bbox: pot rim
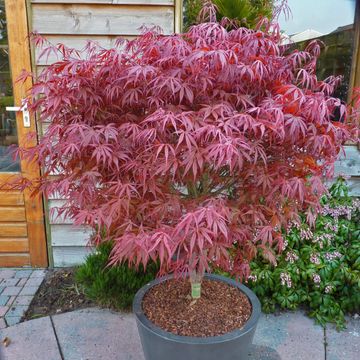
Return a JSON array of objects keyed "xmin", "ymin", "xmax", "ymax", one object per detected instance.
[{"xmin": 133, "ymin": 273, "xmax": 261, "ymax": 344}]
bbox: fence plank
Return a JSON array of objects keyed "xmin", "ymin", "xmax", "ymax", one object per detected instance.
[
  {"xmin": 53, "ymin": 246, "xmax": 93, "ymax": 267},
  {"xmin": 334, "ymin": 146, "xmax": 360, "ymax": 177},
  {"xmin": 34, "ymin": 35, "xmax": 132, "ymax": 65},
  {"xmin": 32, "ymin": 4, "xmax": 174, "ymax": 35},
  {"xmin": 51, "ymin": 225, "xmax": 92, "ymax": 246}
]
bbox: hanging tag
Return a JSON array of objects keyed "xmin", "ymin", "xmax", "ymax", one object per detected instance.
[{"xmin": 191, "ymin": 282, "xmax": 201, "ymax": 299}]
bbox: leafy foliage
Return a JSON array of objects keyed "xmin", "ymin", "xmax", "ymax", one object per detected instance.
[
  {"xmin": 246, "ymin": 178, "xmax": 360, "ymax": 329},
  {"xmin": 184, "ymin": 0, "xmax": 204, "ymax": 30},
  {"xmin": 16, "ymin": 22, "xmax": 358, "ymax": 284},
  {"xmin": 213, "ymin": 0, "xmax": 273, "ymax": 28},
  {"xmin": 184, "ymin": 0, "xmax": 276, "ymax": 30},
  {"xmin": 76, "ymin": 242, "xmax": 158, "ymax": 309}
]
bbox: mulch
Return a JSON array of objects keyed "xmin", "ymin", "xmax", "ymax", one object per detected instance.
[
  {"xmin": 142, "ymin": 278, "xmax": 252, "ymax": 337},
  {"xmin": 22, "ymin": 268, "xmax": 96, "ymax": 322},
  {"xmin": 23, "ymin": 269, "xmax": 252, "ymax": 338}
]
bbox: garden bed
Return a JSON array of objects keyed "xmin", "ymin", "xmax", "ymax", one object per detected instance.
[{"xmin": 22, "ymin": 268, "xmax": 96, "ymax": 322}]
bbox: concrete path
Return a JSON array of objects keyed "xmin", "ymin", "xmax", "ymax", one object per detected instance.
[
  {"xmin": 0, "ymin": 268, "xmax": 47, "ymax": 328},
  {"xmin": 0, "ymin": 307, "xmax": 358, "ymax": 360}
]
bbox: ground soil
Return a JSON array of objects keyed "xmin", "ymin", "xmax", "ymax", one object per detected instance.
[
  {"xmin": 142, "ymin": 278, "xmax": 252, "ymax": 337},
  {"xmin": 22, "ymin": 268, "xmax": 96, "ymax": 322}
]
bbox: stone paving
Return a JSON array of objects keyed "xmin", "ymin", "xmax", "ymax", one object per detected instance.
[
  {"xmin": 0, "ymin": 307, "xmax": 358, "ymax": 360},
  {"xmin": 0, "ymin": 268, "xmax": 46, "ymax": 328}
]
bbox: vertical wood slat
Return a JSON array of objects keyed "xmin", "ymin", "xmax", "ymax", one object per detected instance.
[
  {"xmin": 174, "ymin": 0, "xmax": 182, "ymax": 33},
  {"xmin": 5, "ymin": 0, "xmax": 48, "ymax": 267},
  {"xmin": 348, "ymin": 0, "xmax": 360, "ymax": 103}
]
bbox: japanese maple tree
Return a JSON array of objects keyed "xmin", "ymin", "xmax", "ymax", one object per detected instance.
[{"xmin": 17, "ymin": 20, "xmax": 358, "ymax": 299}]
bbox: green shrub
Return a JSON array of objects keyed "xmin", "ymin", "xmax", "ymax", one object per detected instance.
[
  {"xmin": 75, "ymin": 242, "xmax": 158, "ymax": 310},
  {"xmin": 246, "ymin": 178, "xmax": 360, "ymax": 329}
]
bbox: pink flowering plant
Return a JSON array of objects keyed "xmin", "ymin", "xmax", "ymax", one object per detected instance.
[
  {"xmin": 16, "ymin": 19, "xmax": 358, "ymax": 299},
  {"xmin": 247, "ymin": 178, "xmax": 360, "ymax": 328}
]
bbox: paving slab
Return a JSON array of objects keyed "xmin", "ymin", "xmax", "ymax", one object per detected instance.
[
  {"xmin": 251, "ymin": 312, "xmax": 325, "ymax": 360},
  {"xmin": 14, "ymin": 270, "xmax": 33, "ymax": 278},
  {"xmin": 17, "ymin": 278, "xmax": 28, "ymax": 287},
  {"xmin": 0, "ymin": 306, "xmax": 8, "ymax": 316},
  {"xmin": 326, "ymin": 316, "xmax": 360, "ymax": 360},
  {"xmin": 248, "ymin": 344, "xmax": 281, "ymax": 359},
  {"xmin": 52, "ymin": 307, "xmax": 145, "ymax": 360},
  {"xmin": 2, "ymin": 287, "xmax": 21, "ymax": 296},
  {"xmin": 4, "ymin": 316, "xmax": 22, "ymax": 327},
  {"xmin": 0, "ymin": 316, "xmax": 61, "ymax": 360},
  {"xmin": 18, "ymin": 286, "xmax": 39, "ymax": 296},
  {"xmin": 0, "ymin": 296, "xmax": 9, "ymax": 306},
  {"xmin": 1, "ymin": 279, "xmax": 19, "ymax": 287},
  {"xmin": 6, "ymin": 296, "xmax": 16, "ymax": 307},
  {"xmin": 0, "ymin": 318, "xmax": 6, "ymax": 329},
  {"xmin": 25, "ymin": 277, "xmax": 43, "ymax": 287},
  {"xmin": 30, "ymin": 270, "xmax": 46, "ymax": 278},
  {"xmin": 5, "ymin": 305, "xmax": 28, "ymax": 318},
  {"xmin": 0, "ymin": 270, "xmax": 16, "ymax": 279},
  {"xmin": 13, "ymin": 296, "xmax": 33, "ymax": 306}
]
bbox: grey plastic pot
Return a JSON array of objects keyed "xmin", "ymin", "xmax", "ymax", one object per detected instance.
[{"xmin": 133, "ymin": 273, "xmax": 261, "ymax": 360}]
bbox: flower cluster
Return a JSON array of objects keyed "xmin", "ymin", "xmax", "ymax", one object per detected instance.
[
  {"xmin": 312, "ymin": 273, "xmax": 321, "ymax": 286},
  {"xmin": 287, "ymin": 220, "xmax": 301, "ymax": 232},
  {"xmin": 324, "ymin": 222, "xmax": 338, "ymax": 232},
  {"xmin": 324, "ymin": 252, "xmax": 342, "ymax": 261},
  {"xmin": 325, "ymin": 285, "xmax": 334, "ymax": 294},
  {"xmin": 322, "ymin": 199, "xmax": 360, "ymax": 220},
  {"xmin": 353, "ymin": 198, "xmax": 360, "ymax": 210},
  {"xmin": 312, "ymin": 233, "xmax": 334, "ymax": 248},
  {"xmin": 300, "ymin": 228, "xmax": 313, "ymax": 241},
  {"xmin": 247, "ymin": 274, "xmax": 258, "ymax": 282},
  {"xmin": 280, "ymin": 272, "xmax": 292, "ymax": 288},
  {"xmin": 310, "ymin": 253, "xmax": 321, "ymax": 265},
  {"xmin": 285, "ymin": 251, "xmax": 299, "ymax": 264}
]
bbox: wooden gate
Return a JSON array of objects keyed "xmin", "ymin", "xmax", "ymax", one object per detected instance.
[{"xmin": 0, "ymin": 0, "xmax": 47, "ymax": 267}]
